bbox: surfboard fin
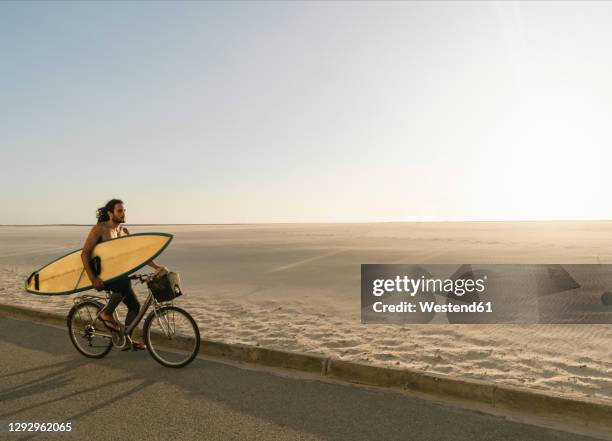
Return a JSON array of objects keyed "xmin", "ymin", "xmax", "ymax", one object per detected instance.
[
  {"xmin": 26, "ymin": 272, "xmax": 38, "ymax": 290},
  {"xmin": 91, "ymin": 256, "xmax": 102, "ymax": 276}
]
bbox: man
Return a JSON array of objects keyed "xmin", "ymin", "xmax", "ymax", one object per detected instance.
[{"xmin": 81, "ymin": 198, "xmax": 162, "ymax": 351}]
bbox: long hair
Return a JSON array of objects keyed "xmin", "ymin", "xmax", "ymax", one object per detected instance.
[{"xmin": 96, "ymin": 199, "xmax": 124, "ymax": 223}]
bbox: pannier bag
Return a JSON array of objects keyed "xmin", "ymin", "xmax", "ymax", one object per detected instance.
[{"xmin": 147, "ymin": 270, "xmax": 183, "ymax": 302}]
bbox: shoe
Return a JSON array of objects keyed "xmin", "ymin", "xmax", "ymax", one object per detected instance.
[
  {"xmin": 121, "ymin": 341, "xmax": 146, "ymax": 352},
  {"xmin": 99, "ymin": 316, "xmax": 120, "ymax": 333}
]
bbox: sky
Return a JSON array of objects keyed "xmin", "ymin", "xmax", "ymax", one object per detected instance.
[{"xmin": 1, "ymin": 1, "xmax": 612, "ymax": 224}]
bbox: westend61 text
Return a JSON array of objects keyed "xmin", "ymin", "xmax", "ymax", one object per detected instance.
[{"xmin": 372, "ymin": 301, "xmax": 493, "ymax": 313}]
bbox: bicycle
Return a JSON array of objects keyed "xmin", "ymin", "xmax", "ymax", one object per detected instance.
[{"xmin": 66, "ymin": 272, "xmax": 201, "ymax": 368}]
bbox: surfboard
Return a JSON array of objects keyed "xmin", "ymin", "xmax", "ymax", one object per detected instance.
[{"xmin": 25, "ymin": 232, "xmax": 173, "ymax": 295}]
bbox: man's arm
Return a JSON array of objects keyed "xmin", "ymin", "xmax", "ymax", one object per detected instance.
[
  {"xmin": 81, "ymin": 225, "xmax": 104, "ymax": 290},
  {"xmin": 148, "ymin": 261, "xmax": 162, "ymax": 271}
]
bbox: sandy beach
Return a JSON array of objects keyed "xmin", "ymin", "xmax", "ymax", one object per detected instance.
[{"xmin": 2, "ymin": 222, "xmax": 612, "ymax": 402}]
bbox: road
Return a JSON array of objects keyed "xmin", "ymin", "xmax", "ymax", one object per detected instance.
[{"xmin": 0, "ymin": 316, "xmax": 606, "ymax": 441}]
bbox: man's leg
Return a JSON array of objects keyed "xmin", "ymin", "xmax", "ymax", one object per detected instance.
[
  {"xmin": 104, "ymin": 291, "xmax": 124, "ymax": 316},
  {"xmin": 121, "ymin": 281, "xmax": 141, "ymax": 333},
  {"xmin": 120, "ymin": 281, "xmax": 145, "ymax": 349},
  {"xmin": 99, "ymin": 279, "xmax": 129, "ymax": 331}
]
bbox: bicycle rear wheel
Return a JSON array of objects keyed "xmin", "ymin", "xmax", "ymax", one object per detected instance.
[
  {"xmin": 143, "ymin": 305, "xmax": 200, "ymax": 368},
  {"xmin": 67, "ymin": 301, "xmax": 113, "ymax": 358}
]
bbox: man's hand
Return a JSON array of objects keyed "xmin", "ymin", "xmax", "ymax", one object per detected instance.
[
  {"xmin": 153, "ymin": 266, "xmax": 169, "ymax": 279},
  {"xmin": 92, "ymin": 277, "xmax": 105, "ymax": 291}
]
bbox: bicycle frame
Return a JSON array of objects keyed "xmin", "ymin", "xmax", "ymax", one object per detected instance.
[{"xmin": 73, "ymin": 273, "xmax": 174, "ymax": 344}]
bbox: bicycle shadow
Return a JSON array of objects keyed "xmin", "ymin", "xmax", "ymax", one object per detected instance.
[{"xmin": 0, "ymin": 317, "xmax": 155, "ymax": 440}]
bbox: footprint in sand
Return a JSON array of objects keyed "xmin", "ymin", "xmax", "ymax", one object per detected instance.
[
  {"xmin": 324, "ymin": 339, "xmax": 362, "ymax": 349},
  {"xmin": 371, "ymin": 353, "xmax": 398, "ymax": 361}
]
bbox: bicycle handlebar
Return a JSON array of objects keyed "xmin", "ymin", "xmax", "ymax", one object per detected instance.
[
  {"xmin": 101, "ymin": 273, "xmax": 151, "ymax": 293},
  {"xmin": 128, "ymin": 273, "xmax": 152, "ymax": 283}
]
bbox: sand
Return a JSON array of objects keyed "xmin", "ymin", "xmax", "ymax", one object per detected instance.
[{"xmin": 2, "ymin": 222, "xmax": 612, "ymax": 402}]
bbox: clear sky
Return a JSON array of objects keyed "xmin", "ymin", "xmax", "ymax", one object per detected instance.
[{"xmin": 2, "ymin": 1, "xmax": 611, "ymax": 224}]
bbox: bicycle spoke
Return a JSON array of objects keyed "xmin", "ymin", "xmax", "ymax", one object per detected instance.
[
  {"xmin": 69, "ymin": 302, "xmax": 112, "ymax": 358},
  {"xmin": 146, "ymin": 307, "xmax": 200, "ymax": 367},
  {"xmin": 155, "ymin": 309, "xmax": 172, "ymax": 337}
]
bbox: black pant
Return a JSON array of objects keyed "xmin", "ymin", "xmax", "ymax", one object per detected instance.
[{"xmin": 104, "ymin": 278, "xmax": 140, "ymax": 335}]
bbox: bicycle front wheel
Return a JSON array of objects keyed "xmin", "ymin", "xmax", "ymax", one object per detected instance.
[{"xmin": 143, "ymin": 306, "xmax": 200, "ymax": 368}]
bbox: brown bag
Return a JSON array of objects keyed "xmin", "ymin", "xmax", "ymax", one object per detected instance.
[{"xmin": 147, "ymin": 270, "xmax": 183, "ymax": 302}]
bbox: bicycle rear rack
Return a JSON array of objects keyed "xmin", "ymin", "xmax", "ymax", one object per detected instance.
[{"xmin": 73, "ymin": 293, "xmax": 109, "ymax": 305}]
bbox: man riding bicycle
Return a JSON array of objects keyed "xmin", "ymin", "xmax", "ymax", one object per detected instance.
[{"xmin": 80, "ymin": 198, "xmax": 163, "ymax": 351}]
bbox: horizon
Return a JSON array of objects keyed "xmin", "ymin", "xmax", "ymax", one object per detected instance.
[{"xmin": 2, "ymin": 218, "xmax": 612, "ymax": 227}]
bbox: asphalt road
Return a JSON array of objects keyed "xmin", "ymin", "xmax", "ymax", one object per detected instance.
[{"xmin": 0, "ymin": 317, "xmax": 607, "ymax": 441}]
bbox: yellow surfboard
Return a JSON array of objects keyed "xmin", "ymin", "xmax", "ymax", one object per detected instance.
[{"xmin": 25, "ymin": 233, "xmax": 173, "ymax": 295}]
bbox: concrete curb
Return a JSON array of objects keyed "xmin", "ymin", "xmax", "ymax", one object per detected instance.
[
  {"xmin": 201, "ymin": 341, "xmax": 327, "ymax": 375},
  {"xmin": 0, "ymin": 303, "xmax": 66, "ymax": 328},
  {"xmin": 2, "ymin": 303, "xmax": 611, "ymax": 434}
]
